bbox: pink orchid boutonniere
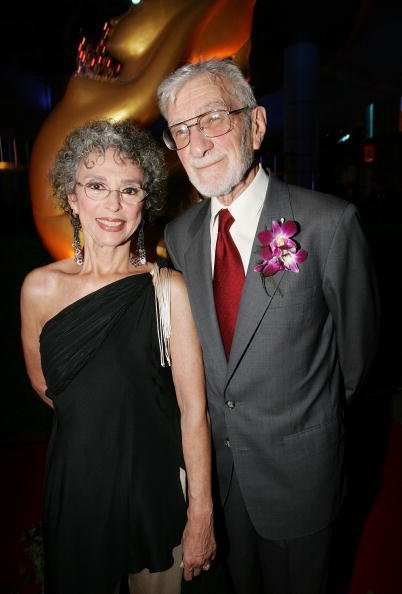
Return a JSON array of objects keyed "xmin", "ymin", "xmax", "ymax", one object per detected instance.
[{"xmin": 254, "ymin": 218, "xmax": 308, "ymax": 281}]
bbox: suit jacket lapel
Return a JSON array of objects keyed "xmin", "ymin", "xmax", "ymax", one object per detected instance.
[
  {"xmin": 183, "ymin": 201, "xmax": 228, "ymax": 377},
  {"xmin": 227, "ymin": 174, "xmax": 294, "ymax": 380}
]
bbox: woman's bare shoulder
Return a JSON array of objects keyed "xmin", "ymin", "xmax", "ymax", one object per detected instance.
[
  {"xmin": 21, "ymin": 259, "xmax": 76, "ymax": 299},
  {"xmin": 150, "ymin": 264, "xmax": 188, "ymax": 304},
  {"xmin": 168, "ymin": 269, "xmax": 191, "ymax": 306},
  {"xmin": 169, "ymin": 268, "xmax": 184, "ymax": 282}
]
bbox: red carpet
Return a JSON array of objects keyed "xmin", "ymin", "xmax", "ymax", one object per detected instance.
[
  {"xmin": 348, "ymin": 420, "xmax": 402, "ymax": 594},
  {"xmin": 1, "ymin": 423, "xmax": 401, "ymax": 594}
]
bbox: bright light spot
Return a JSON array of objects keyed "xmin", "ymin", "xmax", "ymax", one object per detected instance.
[
  {"xmin": 338, "ymin": 133, "xmax": 351, "ymax": 144},
  {"xmin": 131, "ymin": 0, "xmax": 142, "ymax": 5}
]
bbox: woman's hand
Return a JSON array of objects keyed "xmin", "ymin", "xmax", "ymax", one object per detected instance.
[
  {"xmin": 181, "ymin": 510, "xmax": 216, "ymax": 581},
  {"xmin": 169, "ymin": 271, "xmax": 217, "ymax": 580}
]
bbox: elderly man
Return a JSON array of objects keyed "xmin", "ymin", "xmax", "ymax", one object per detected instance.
[{"xmin": 157, "ymin": 59, "xmax": 379, "ymax": 594}]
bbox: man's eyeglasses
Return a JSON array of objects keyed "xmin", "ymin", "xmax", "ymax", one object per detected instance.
[
  {"xmin": 75, "ymin": 181, "xmax": 146, "ymax": 205},
  {"xmin": 163, "ymin": 107, "xmax": 251, "ymax": 151}
]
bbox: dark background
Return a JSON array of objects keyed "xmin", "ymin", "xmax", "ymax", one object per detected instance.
[
  {"xmin": 0, "ymin": 1, "xmax": 401, "ymax": 592},
  {"xmin": 1, "ymin": 0, "xmax": 401, "ymax": 438}
]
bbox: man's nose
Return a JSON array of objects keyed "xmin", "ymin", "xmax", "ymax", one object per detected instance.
[{"xmin": 188, "ymin": 126, "xmax": 214, "ymax": 157}]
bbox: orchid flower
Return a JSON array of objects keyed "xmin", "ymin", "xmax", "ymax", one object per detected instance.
[{"xmin": 254, "ymin": 219, "xmax": 308, "ymax": 277}]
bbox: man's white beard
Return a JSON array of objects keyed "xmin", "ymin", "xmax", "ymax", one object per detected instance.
[{"xmin": 188, "ymin": 128, "xmax": 255, "ymax": 198}]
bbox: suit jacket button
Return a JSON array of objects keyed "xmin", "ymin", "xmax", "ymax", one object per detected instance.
[
  {"xmin": 224, "ymin": 438, "xmax": 231, "ymax": 448},
  {"xmin": 226, "ymin": 400, "xmax": 235, "ymax": 409}
]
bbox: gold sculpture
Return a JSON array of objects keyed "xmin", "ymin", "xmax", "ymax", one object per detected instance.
[{"xmin": 29, "ymin": 0, "xmax": 256, "ymax": 260}]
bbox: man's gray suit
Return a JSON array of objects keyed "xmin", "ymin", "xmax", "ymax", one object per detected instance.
[{"xmin": 164, "ymin": 173, "xmax": 380, "ymax": 541}]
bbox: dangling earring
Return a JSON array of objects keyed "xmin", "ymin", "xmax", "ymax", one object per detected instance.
[
  {"xmin": 72, "ymin": 214, "xmax": 84, "ymax": 266},
  {"xmin": 130, "ymin": 220, "xmax": 146, "ymax": 267}
]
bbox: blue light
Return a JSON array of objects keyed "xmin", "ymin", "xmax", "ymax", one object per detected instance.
[
  {"xmin": 365, "ymin": 103, "xmax": 374, "ymax": 138},
  {"xmin": 338, "ymin": 133, "xmax": 351, "ymax": 144},
  {"xmin": 131, "ymin": 0, "xmax": 142, "ymax": 5}
]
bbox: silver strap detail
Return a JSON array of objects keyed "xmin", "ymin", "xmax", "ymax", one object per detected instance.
[{"xmin": 152, "ymin": 263, "xmax": 172, "ymax": 367}]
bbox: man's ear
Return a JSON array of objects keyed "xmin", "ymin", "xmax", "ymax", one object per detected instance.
[{"xmin": 252, "ymin": 106, "xmax": 267, "ymax": 151}]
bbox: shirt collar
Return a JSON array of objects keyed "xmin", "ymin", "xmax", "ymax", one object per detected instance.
[{"xmin": 210, "ymin": 165, "xmax": 269, "ymax": 223}]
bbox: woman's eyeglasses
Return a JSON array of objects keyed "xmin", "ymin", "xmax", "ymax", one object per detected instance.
[{"xmin": 75, "ymin": 181, "xmax": 146, "ymax": 205}]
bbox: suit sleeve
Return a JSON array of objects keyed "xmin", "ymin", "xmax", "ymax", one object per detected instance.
[{"xmin": 322, "ymin": 203, "xmax": 381, "ymax": 403}]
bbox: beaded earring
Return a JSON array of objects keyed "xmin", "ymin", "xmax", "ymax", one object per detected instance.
[
  {"xmin": 72, "ymin": 214, "xmax": 84, "ymax": 266},
  {"xmin": 130, "ymin": 220, "xmax": 146, "ymax": 267}
]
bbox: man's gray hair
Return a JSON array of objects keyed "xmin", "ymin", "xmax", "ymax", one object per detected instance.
[{"xmin": 157, "ymin": 58, "xmax": 257, "ymax": 119}]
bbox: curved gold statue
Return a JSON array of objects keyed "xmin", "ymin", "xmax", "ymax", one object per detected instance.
[{"xmin": 30, "ymin": 0, "xmax": 256, "ymax": 260}]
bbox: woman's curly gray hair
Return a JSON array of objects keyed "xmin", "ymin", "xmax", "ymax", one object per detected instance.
[{"xmin": 48, "ymin": 119, "xmax": 167, "ymax": 222}]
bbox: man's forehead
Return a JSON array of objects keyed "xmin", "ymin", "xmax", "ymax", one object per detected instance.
[{"xmin": 167, "ymin": 75, "xmax": 232, "ymax": 124}]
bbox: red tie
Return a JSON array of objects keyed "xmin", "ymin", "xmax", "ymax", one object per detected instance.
[{"xmin": 213, "ymin": 209, "xmax": 245, "ymax": 359}]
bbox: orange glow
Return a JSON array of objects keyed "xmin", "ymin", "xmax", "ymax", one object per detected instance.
[
  {"xmin": 29, "ymin": 0, "xmax": 256, "ymax": 261},
  {"xmin": 0, "ymin": 161, "xmax": 23, "ymax": 170}
]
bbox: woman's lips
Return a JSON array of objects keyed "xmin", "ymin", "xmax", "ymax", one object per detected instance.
[{"xmin": 96, "ymin": 218, "xmax": 126, "ymax": 232}]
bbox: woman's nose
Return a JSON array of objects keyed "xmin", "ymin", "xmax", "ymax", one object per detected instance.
[{"xmin": 104, "ymin": 189, "xmax": 122, "ymax": 210}]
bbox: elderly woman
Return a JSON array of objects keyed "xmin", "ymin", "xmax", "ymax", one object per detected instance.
[{"xmin": 20, "ymin": 120, "xmax": 216, "ymax": 594}]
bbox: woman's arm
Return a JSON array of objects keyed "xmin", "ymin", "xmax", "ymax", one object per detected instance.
[
  {"xmin": 20, "ymin": 269, "xmax": 53, "ymax": 408},
  {"xmin": 169, "ymin": 271, "xmax": 216, "ymax": 581}
]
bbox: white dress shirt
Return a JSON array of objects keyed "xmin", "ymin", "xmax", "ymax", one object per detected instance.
[{"xmin": 210, "ymin": 166, "xmax": 269, "ymax": 275}]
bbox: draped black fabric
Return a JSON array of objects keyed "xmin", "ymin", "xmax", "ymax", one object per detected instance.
[{"xmin": 39, "ymin": 273, "xmax": 186, "ymax": 594}]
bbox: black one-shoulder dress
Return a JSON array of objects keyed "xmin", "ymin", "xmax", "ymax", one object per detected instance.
[{"xmin": 40, "ymin": 273, "xmax": 186, "ymax": 594}]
